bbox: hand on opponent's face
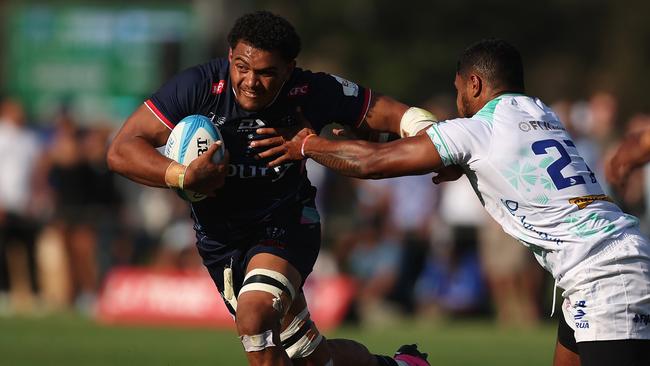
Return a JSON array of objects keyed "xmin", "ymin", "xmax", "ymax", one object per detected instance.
[
  {"xmin": 250, "ymin": 108, "xmax": 316, "ymax": 167},
  {"xmin": 183, "ymin": 141, "xmax": 230, "ymax": 195}
]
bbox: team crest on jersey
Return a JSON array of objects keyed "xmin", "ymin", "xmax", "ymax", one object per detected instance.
[
  {"xmin": 331, "ymin": 75, "xmax": 359, "ymax": 97},
  {"xmin": 211, "ymin": 80, "xmax": 225, "ymax": 95},
  {"xmin": 288, "ymin": 84, "xmax": 309, "ymax": 97}
]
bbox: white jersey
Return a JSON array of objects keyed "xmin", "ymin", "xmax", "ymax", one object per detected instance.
[{"xmin": 426, "ymin": 94, "xmax": 638, "ymax": 285}]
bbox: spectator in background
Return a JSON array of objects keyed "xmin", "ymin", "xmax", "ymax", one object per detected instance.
[
  {"xmin": 44, "ymin": 111, "xmax": 104, "ymax": 314},
  {"xmin": 478, "ymin": 218, "xmax": 542, "ymax": 327},
  {"xmin": 335, "ymin": 211, "xmax": 402, "ymax": 326},
  {"xmin": 81, "ymin": 126, "xmax": 125, "ymax": 282},
  {"xmin": 0, "ymin": 97, "xmax": 42, "ymax": 314},
  {"xmin": 415, "ymin": 94, "xmax": 487, "ymax": 318},
  {"xmin": 382, "ymin": 173, "xmax": 439, "ymax": 314},
  {"xmin": 606, "ymin": 114, "xmax": 650, "ymax": 233}
]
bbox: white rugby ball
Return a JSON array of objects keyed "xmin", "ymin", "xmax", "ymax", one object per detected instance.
[{"xmin": 164, "ymin": 114, "xmax": 225, "ymax": 202}]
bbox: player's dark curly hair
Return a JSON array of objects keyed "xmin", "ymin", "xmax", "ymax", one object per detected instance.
[
  {"xmin": 227, "ymin": 11, "xmax": 301, "ymax": 61},
  {"xmin": 457, "ymin": 39, "xmax": 525, "ymax": 92}
]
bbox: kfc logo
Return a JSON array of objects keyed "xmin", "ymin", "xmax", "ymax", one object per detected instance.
[
  {"xmin": 211, "ymin": 80, "xmax": 225, "ymax": 95},
  {"xmin": 288, "ymin": 84, "xmax": 309, "ymax": 97}
]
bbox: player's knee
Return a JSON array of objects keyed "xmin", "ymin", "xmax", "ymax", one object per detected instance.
[
  {"xmin": 236, "ymin": 297, "xmax": 280, "ymax": 336},
  {"xmin": 235, "ymin": 268, "xmax": 298, "ymax": 352}
]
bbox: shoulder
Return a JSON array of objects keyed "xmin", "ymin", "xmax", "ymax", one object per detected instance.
[
  {"xmin": 287, "ymin": 68, "xmax": 362, "ymax": 97},
  {"xmin": 170, "ymin": 58, "xmax": 229, "ymax": 86}
]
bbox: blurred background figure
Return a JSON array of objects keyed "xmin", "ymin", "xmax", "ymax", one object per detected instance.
[
  {"xmin": 40, "ymin": 109, "xmax": 125, "ymax": 315},
  {"xmin": 0, "ymin": 97, "xmax": 42, "ymax": 314},
  {"xmin": 335, "ymin": 210, "xmax": 403, "ymax": 327},
  {"xmin": 478, "ymin": 219, "xmax": 543, "ymax": 327},
  {"xmin": 44, "ymin": 110, "xmax": 99, "ymax": 314}
]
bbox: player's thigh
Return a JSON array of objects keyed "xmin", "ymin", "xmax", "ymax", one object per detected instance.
[
  {"xmin": 577, "ymin": 339, "xmax": 650, "ymax": 366},
  {"xmin": 553, "ymin": 341, "xmax": 580, "ymax": 366},
  {"xmin": 554, "ymin": 315, "xmax": 580, "ymax": 366}
]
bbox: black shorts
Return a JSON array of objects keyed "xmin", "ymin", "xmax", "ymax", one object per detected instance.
[
  {"xmin": 557, "ymin": 315, "xmax": 650, "ymax": 366},
  {"xmin": 195, "ymin": 202, "xmax": 321, "ymax": 316}
]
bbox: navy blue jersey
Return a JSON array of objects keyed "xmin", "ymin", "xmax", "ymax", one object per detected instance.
[{"xmin": 145, "ymin": 58, "xmax": 371, "ymax": 238}]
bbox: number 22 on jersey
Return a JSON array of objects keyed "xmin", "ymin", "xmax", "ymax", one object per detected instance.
[{"xmin": 532, "ymin": 139, "xmax": 597, "ymax": 190}]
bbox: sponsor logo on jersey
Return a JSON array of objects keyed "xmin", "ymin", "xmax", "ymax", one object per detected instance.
[
  {"xmin": 501, "ymin": 198, "xmax": 563, "ymax": 245},
  {"xmin": 573, "ymin": 300, "xmax": 589, "ymax": 329},
  {"xmin": 568, "ymin": 194, "xmax": 613, "ymax": 209},
  {"xmin": 633, "ymin": 313, "xmax": 650, "ymax": 326},
  {"xmin": 227, "ymin": 162, "xmax": 293, "ymax": 182},
  {"xmin": 288, "ymin": 84, "xmax": 309, "ymax": 97},
  {"xmin": 211, "ymin": 80, "xmax": 225, "ymax": 95},
  {"xmin": 331, "ymin": 75, "xmax": 359, "ymax": 97},
  {"xmin": 518, "ymin": 120, "xmax": 566, "ymax": 132},
  {"xmin": 237, "ymin": 118, "xmax": 266, "ymax": 131}
]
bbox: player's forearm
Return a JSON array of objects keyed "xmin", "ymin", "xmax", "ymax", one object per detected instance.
[
  {"xmin": 107, "ymin": 136, "xmax": 172, "ymax": 188},
  {"xmin": 302, "ymin": 136, "xmax": 391, "ymax": 179}
]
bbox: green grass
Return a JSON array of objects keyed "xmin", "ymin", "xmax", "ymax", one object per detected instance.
[{"xmin": 0, "ymin": 314, "xmax": 556, "ymax": 365}]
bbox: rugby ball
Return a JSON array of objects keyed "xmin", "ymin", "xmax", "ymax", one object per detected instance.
[{"xmin": 164, "ymin": 115, "xmax": 225, "ymax": 202}]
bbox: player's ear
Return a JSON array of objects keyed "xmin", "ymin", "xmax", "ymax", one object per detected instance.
[
  {"xmin": 228, "ymin": 48, "xmax": 233, "ymax": 62},
  {"xmin": 470, "ymin": 74, "xmax": 482, "ymax": 98}
]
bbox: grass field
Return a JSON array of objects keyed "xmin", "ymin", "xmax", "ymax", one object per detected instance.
[{"xmin": 0, "ymin": 314, "xmax": 557, "ymax": 365}]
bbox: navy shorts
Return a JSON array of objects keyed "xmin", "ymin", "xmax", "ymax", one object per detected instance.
[{"xmin": 195, "ymin": 202, "xmax": 321, "ymax": 316}]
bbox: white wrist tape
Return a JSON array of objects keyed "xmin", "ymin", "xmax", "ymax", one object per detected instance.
[{"xmin": 399, "ymin": 107, "xmax": 437, "ymax": 137}]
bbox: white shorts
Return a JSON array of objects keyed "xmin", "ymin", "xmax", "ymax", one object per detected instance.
[{"xmin": 560, "ymin": 227, "xmax": 650, "ymax": 342}]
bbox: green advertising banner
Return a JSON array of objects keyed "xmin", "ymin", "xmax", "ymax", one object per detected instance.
[{"xmin": 4, "ymin": 3, "xmax": 197, "ymax": 125}]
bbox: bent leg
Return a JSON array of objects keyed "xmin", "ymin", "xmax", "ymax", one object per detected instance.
[
  {"xmin": 236, "ymin": 253, "xmax": 301, "ymax": 366},
  {"xmin": 553, "ymin": 341, "xmax": 580, "ymax": 366},
  {"xmin": 554, "ymin": 313, "xmax": 580, "ymax": 366}
]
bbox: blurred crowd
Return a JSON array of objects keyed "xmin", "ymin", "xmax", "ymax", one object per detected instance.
[{"xmin": 1, "ymin": 91, "xmax": 648, "ymax": 329}]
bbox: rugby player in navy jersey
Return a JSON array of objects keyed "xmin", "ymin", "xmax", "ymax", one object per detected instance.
[{"xmin": 107, "ymin": 11, "xmax": 432, "ymax": 366}]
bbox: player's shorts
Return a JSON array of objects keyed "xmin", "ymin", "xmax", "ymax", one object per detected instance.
[
  {"xmin": 194, "ymin": 200, "xmax": 321, "ymax": 316},
  {"xmin": 559, "ymin": 226, "xmax": 650, "ymax": 343},
  {"xmin": 557, "ymin": 316, "xmax": 650, "ymax": 365}
]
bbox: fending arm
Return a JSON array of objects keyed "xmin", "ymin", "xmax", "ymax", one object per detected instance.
[{"xmin": 299, "ymin": 133, "xmax": 444, "ymax": 179}]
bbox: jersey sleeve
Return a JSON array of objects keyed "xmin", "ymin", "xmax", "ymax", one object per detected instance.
[
  {"xmin": 425, "ymin": 118, "xmax": 491, "ymax": 167},
  {"xmin": 300, "ymin": 73, "xmax": 371, "ymax": 131},
  {"xmin": 144, "ymin": 65, "xmax": 212, "ymax": 129}
]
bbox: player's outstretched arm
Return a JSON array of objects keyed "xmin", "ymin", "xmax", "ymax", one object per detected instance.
[
  {"xmin": 259, "ymin": 131, "xmax": 444, "ymax": 179},
  {"xmin": 107, "ymin": 104, "xmax": 228, "ymax": 193},
  {"xmin": 606, "ymin": 129, "xmax": 650, "ymax": 188}
]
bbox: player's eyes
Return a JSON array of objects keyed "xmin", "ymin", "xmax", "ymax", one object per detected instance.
[{"xmin": 235, "ymin": 64, "xmax": 248, "ymax": 72}]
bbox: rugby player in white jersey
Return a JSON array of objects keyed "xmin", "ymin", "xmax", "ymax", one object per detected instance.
[{"xmin": 254, "ymin": 39, "xmax": 650, "ymax": 366}]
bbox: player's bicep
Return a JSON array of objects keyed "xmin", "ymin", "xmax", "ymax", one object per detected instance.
[
  {"xmin": 357, "ymin": 93, "xmax": 409, "ymax": 135},
  {"xmin": 112, "ymin": 104, "xmax": 171, "ymax": 148}
]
